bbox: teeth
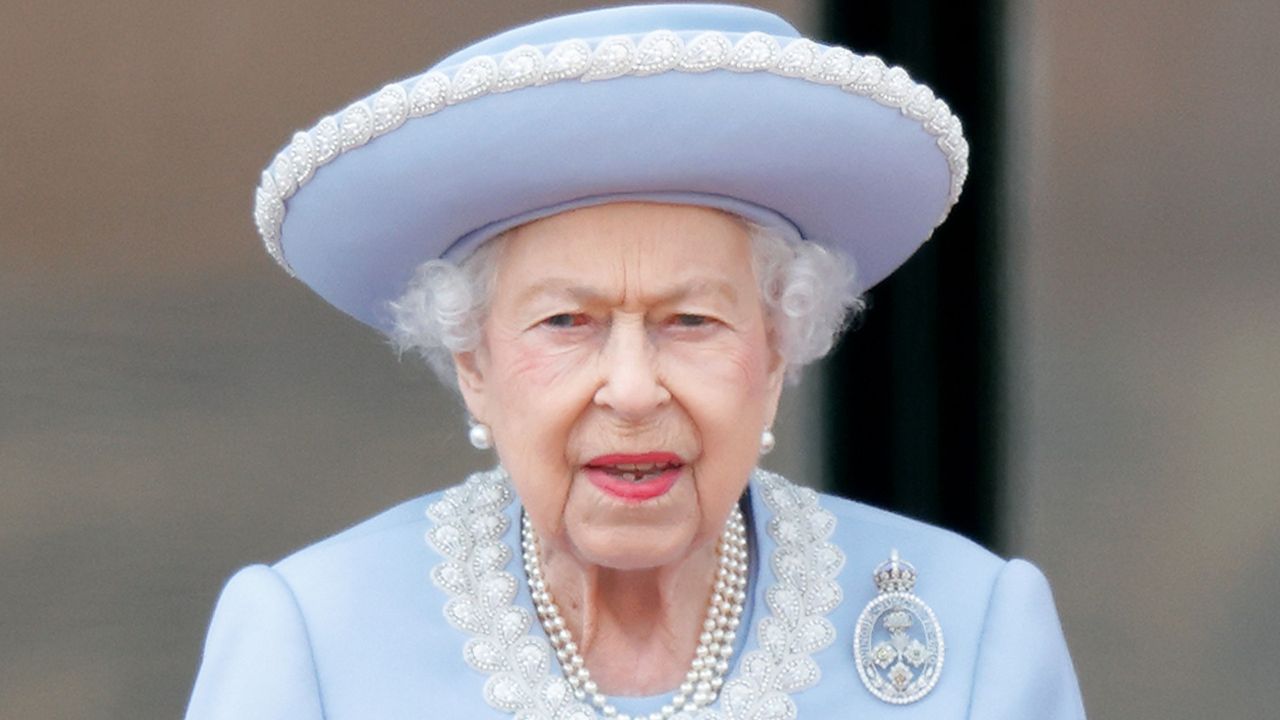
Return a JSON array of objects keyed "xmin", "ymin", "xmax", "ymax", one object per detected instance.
[
  {"xmin": 615, "ymin": 462, "xmax": 663, "ymax": 472},
  {"xmin": 594, "ymin": 460, "xmax": 681, "ymax": 481}
]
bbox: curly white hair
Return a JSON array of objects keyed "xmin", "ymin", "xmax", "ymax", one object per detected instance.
[{"xmin": 388, "ymin": 221, "xmax": 864, "ymax": 387}]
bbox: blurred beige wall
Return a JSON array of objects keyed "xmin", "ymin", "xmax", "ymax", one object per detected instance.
[
  {"xmin": 1007, "ymin": 1, "xmax": 1280, "ymax": 718},
  {"xmin": 0, "ymin": 2, "xmax": 817, "ymax": 719}
]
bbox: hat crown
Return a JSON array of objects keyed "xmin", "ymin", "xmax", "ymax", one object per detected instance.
[
  {"xmin": 435, "ymin": 3, "xmax": 800, "ymax": 70},
  {"xmin": 255, "ymin": 3, "xmax": 970, "ymax": 332}
]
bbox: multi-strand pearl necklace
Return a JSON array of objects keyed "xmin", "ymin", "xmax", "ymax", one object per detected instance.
[{"xmin": 521, "ymin": 507, "xmax": 749, "ymax": 720}]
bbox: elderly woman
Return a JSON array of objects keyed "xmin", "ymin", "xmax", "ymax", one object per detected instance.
[{"xmin": 188, "ymin": 4, "xmax": 1084, "ymax": 720}]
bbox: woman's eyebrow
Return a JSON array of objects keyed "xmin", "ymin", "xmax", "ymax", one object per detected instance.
[
  {"xmin": 663, "ymin": 278, "xmax": 739, "ymax": 305},
  {"xmin": 512, "ymin": 279, "xmax": 611, "ymax": 306},
  {"xmin": 513, "ymin": 278, "xmax": 739, "ymax": 306}
]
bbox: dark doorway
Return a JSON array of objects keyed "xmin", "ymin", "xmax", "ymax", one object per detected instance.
[{"xmin": 820, "ymin": 0, "xmax": 1007, "ymax": 551}]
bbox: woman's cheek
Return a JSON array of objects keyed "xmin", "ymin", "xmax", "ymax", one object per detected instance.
[
  {"xmin": 501, "ymin": 337, "xmax": 596, "ymax": 390},
  {"xmin": 664, "ymin": 335, "xmax": 770, "ymax": 391}
]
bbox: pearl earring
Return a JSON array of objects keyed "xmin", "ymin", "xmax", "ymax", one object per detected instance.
[
  {"xmin": 760, "ymin": 428, "xmax": 776, "ymax": 455},
  {"xmin": 468, "ymin": 422, "xmax": 493, "ymax": 450}
]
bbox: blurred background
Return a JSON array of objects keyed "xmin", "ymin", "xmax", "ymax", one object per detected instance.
[{"xmin": 2, "ymin": 1, "xmax": 1277, "ymax": 718}]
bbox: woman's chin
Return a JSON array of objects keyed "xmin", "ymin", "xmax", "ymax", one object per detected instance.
[
  {"xmin": 558, "ymin": 469, "xmax": 709, "ymax": 570},
  {"xmin": 571, "ymin": 532, "xmax": 698, "ymax": 572}
]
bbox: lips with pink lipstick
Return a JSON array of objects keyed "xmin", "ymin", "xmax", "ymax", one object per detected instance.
[{"xmin": 583, "ymin": 452, "xmax": 685, "ymax": 501}]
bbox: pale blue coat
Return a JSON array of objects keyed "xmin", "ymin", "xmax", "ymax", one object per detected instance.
[{"xmin": 186, "ymin": 473, "xmax": 1085, "ymax": 719}]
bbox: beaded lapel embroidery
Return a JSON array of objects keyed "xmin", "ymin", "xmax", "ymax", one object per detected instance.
[{"xmin": 425, "ymin": 468, "xmax": 844, "ymax": 720}]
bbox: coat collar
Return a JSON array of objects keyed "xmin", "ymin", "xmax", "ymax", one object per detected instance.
[{"xmin": 424, "ymin": 468, "xmax": 844, "ymax": 719}]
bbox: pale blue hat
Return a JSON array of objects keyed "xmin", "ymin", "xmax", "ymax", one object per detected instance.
[{"xmin": 254, "ymin": 3, "xmax": 969, "ymax": 332}]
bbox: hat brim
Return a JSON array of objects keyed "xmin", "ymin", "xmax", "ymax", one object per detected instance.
[{"xmin": 257, "ymin": 8, "xmax": 967, "ymax": 333}]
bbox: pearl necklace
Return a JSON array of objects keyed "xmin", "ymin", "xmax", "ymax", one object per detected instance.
[{"xmin": 521, "ymin": 507, "xmax": 749, "ymax": 720}]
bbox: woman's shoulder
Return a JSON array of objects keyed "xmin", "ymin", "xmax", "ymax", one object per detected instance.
[
  {"xmin": 280, "ymin": 493, "xmax": 433, "ymax": 560},
  {"xmin": 808, "ymin": 485, "xmax": 1060, "ymax": 672},
  {"xmin": 753, "ymin": 473, "xmax": 1005, "ymax": 583},
  {"xmin": 813, "ymin": 486, "xmax": 1005, "ymax": 575},
  {"xmin": 775, "ymin": 481, "xmax": 1084, "ymax": 718},
  {"xmin": 188, "ymin": 484, "xmax": 496, "ymax": 719},
  {"xmin": 268, "ymin": 486, "xmax": 453, "ymax": 586}
]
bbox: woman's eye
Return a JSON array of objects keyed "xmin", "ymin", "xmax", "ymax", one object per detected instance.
[
  {"xmin": 671, "ymin": 314, "xmax": 711, "ymax": 328},
  {"xmin": 542, "ymin": 313, "xmax": 588, "ymax": 328}
]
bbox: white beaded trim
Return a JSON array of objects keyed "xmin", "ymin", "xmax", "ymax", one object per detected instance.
[
  {"xmin": 713, "ymin": 470, "xmax": 843, "ymax": 720},
  {"xmin": 256, "ymin": 30, "xmax": 969, "ymax": 275},
  {"xmin": 424, "ymin": 468, "xmax": 844, "ymax": 720}
]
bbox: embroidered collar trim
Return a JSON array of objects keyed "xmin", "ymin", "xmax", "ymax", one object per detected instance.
[{"xmin": 425, "ymin": 468, "xmax": 844, "ymax": 719}]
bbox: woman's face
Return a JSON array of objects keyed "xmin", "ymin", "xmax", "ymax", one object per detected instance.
[{"xmin": 455, "ymin": 202, "xmax": 785, "ymax": 571}]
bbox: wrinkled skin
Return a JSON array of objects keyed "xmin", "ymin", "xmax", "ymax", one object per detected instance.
[{"xmin": 454, "ymin": 202, "xmax": 785, "ymax": 693}]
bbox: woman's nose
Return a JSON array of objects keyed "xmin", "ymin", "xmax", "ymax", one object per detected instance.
[{"xmin": 593, "ymin": 320, "xmax": 671, "ymax": 419}]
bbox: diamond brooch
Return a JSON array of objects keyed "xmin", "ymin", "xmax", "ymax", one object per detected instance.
[{"xmin": 853, "ymin": 550, "xmax": 944, "ymax": 704}]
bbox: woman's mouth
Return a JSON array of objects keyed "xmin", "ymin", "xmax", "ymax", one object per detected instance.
[{"xmin": 583, "ymin": 452, "xmax": 684, "ymax": 501}]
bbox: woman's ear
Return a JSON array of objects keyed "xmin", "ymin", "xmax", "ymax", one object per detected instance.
[
  {"xmin": 453, "ymin": 350, "xmax": 487, "ymax": 421},
  {"xmin": 763, "ymin": 358, "xmax": 787, "ymax": 430}
]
